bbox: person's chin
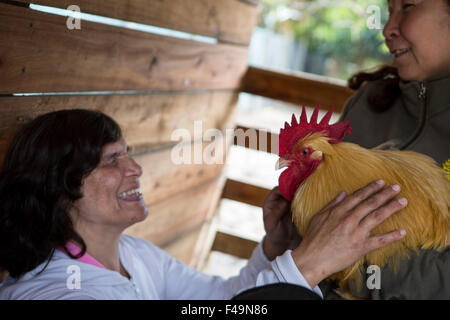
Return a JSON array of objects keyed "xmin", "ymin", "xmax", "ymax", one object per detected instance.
[
  {"xmin": 396, "ymin": 67, "xmax": 424, "ymax": 82},
  {"xmin": 395, "ymin": 60, "xmax": 428, "ymax": 82},
  {"xmin": 132, "ymin": 202, "xmax": 149, "ymax": 222},
  {"xmin": 121, "ymin": 201, "xmax": 149, "ymax": 228}
]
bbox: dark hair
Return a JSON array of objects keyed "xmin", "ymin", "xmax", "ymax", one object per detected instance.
[
  {"xmin": 348, "ymin": 0, "xmax": 450, "ymax": 112},
  {"xmin": 347, "ymin": 65, "xmax": 400, "ymax": 113},
  {"xmin": 0, "ymin": 109, "xmax": 122, "ymax": 278}
]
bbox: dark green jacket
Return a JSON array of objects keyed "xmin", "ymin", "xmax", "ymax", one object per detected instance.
[
  {"xmin": 340, "ymin": 70, "xmax": 450, "ymax": 166},
  {"xmin": 322, "ymin": 71, "xmax": 450, "ymax": 300}
]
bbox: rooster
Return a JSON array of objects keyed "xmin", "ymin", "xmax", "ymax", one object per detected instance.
[{"xmin": 276, "ymin": 105, "xmax": 450, "ymax": 295}]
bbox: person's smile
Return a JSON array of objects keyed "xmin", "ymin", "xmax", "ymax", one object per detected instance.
[{"xmin": 117, "ymin": 186, "xmax": 143, "ymax": 202}]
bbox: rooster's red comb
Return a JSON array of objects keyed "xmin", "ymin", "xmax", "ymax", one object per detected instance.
[{"xmin": 278, "ymin": 104, "xmax": 352, "ymax": 157}]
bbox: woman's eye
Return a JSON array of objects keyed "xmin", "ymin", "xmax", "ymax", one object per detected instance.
[
  {"xmin": 107, "ymin": 154, "xmax": 119, "ymax": 164},
  {"xmin": 403, "ymin": 3, "xmax": 415, "ymax": 10}
]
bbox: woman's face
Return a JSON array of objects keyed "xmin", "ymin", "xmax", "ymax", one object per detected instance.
[
  {"xmin": 71, "ymin": 139, "xmax": 148, "ymax": 232},
  {"xmin": 383, "ymin": 0, "xmax": 450, "ymax": 81}
]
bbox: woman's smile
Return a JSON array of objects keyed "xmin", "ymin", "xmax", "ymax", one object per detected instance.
[
  {"xmin": 117, "ymin": 186, "xmax": 143, "ymax": 201},
  {"xmin": 391, "ymin": 48, "xmax": 410, "ymax": 59},
  {"xmin": 384, "ymin": 0, "xmax": 450, "ymax": 81}
]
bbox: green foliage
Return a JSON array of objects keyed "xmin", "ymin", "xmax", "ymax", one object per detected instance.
[{"xmin": 259, "ymin": 0, "xmax": 391, "ymax": 79}]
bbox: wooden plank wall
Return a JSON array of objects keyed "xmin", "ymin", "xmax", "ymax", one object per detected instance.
[
  {"xmin": 0, "ymin": 0, "xmax": 259, "ymax": 268},
  {"xmin": 241, "ymin": 67, "xmax": 354, "ymax": 112}
]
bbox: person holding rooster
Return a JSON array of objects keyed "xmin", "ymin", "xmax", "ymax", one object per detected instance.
[
  {"xmin": 269, "ymin": 0, "xmax": 450, "ymax": 299},
  {"xmin": 0, "ymin": 109, "xmax": 407, "ymax": 300},
  {"xmin": 335, "ymin": 0, "xmax": 450, "ymax": 299}
]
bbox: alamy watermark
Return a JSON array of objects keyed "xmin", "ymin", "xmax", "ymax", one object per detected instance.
[
  {"xmin": 170, "ymin": 121, "xmax": 277, "ymax": 165},
  {"xmin": 366, "ymin": 265, "xmax": 381, "ymax": 290},
  {"xmin": 366, "ymin": 5, "xmax": 382, "ymax": 30},
  {"xmin": 66, "ymin": 265, "xmax": 81, "ymax": 290},
  {"xmin": 63, "ymin": 4, "xmax": 383, "ymax": 31},
  {"xmin": 66, "ymin": 5, "xmax": 81, "ymax": 30}
]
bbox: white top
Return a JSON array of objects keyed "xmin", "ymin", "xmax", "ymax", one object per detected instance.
[{"xmin": 0, "ymin": 235, "xmax": 323, "ymax": 299}]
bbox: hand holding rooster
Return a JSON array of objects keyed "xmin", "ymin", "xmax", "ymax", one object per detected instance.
[
  {"xmin": 262, "ymin": 186, "xmax": 301, "ymax": 260},
  {"xmin": 263, "ymin": 179, "xmax": 407, "ymax": 288},
  {"xmin": 274, "ymin": 105, "xmax": 449, "ymax": 298}
]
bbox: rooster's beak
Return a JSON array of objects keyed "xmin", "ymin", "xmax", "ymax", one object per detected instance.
[
  {"xmin": 275, "ymin": 157, "xmax": 293, "ymax": 170},
  {"xmin": 310, "ymin": 150, "xmax": 323, "ymax": 160}
]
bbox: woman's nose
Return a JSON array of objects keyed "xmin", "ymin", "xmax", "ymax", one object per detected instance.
[
  {"xmin": 124, "ymin": 156, "xmax": 143, "ymax": 177},
  {"xmin": 383, "ymin": 14, "xmax": 400, "ymax": 42}
]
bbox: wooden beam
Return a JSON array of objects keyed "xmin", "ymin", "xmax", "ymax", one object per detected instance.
[
  {"xmin": 211, "ymin": 231, "xmax": 259, "ymax": 260},
  {"xmin": 0, "ymin": 3, "xmax": 249, "ymax": 94},
  {"xmin": 13, "ymin": 0, "xmax": 259, "ymax": 45},
  {"xmin": 233, "ymin": 125, "xmax": 279, "ymax": 154},
  {"xmin": 0, "ymin": 91, "xmax": 238, "ymax": 163},
  {"xmin": 221, "ymin": 178, "xmax": 271, "ymax": 207},
  {"xmin": 125, "ymin": 175, "xmax": 225, "ymax": 247},
  {"xmin": 240, "ymin": 66, "xmax": 355, "ymax": 112},
  {"xmin": 137, "ymin": 139, "xmax": 228, "ymax": 206}
]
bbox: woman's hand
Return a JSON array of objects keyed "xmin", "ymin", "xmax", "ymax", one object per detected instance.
[
  {"xmin": 291, "ymin": 180, "xmax": 407, "ymax": 288},
  {"xmin": 262, "ymin": 187, "xmax": 301, "ymax": 260}
]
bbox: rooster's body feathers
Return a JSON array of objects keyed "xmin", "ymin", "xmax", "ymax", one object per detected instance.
[{"xmin": 278, "ymin": 106, "xmax": 450, "ymax": 291}]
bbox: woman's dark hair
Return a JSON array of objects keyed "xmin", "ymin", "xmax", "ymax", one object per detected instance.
[
  {"xmin": 0, "ymin": 109, "xmax": 122, "ymax": 278},
  {"xmin": 347, "ymin": 65, "xmax": 400, "ymax": 113}
]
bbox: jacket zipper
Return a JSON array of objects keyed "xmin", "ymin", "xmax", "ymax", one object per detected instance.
[
  {"xmin": 418, "ymin": 81, "xmax": 427, "ymax": 100},
  {"xmin": 399, "ymin": 81, "xmax": 428, "ymax": 150}
]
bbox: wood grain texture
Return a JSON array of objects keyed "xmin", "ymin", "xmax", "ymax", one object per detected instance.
[
  {"xmin": 233, "ymin": 125, "xmax": 279, "ymax": 154},
  {"xmin": 0, "ymin": 91, "xmax": 238, "ymax": 162},
  {"xmin": 211, "ymin": 231, "xmax": 258, "ymax": 259},
  {"xmin": 124, "ymin": 176, "xmax": 225, "ymax": 247},
  {"xmin": 14, "ymin": 0, "xmax": 259, "ymax": 45},
  {"xmin": 136, "ymin": 139, "xmax": 227, "ymax": 206},
  {"xmin": 0, "ymin": 4, "xmax": 249, "ymax": 94},
  {"xmin": 241, "ymin": 66, "xmax": 355, "ymax": 112},
  {"xmin": 221, "ymin": 178, "xmax": 271, "ymax": 207},
  {"xmin": 128, "ymin": 134, "xmax": 231, "ymax": 248}
]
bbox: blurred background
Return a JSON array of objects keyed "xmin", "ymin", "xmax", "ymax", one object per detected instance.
[
  {"xmin": 256, "ymin": 0, "xmax": 389, "ymax": 79},
  {"xmin": 203, "ymin": 0, "xmax": 391, "ymax": 277}
]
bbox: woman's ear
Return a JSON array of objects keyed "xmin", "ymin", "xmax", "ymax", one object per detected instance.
[{"xmin": 65, "ymin": 199, "xmax": 80, "ymax": 223}]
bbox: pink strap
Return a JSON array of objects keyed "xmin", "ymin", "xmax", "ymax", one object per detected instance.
[{"xmin": 57, "ymin": 242, "xmax": 105, "ymax": 269}]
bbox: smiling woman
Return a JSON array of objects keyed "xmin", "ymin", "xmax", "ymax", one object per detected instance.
[
  {"xmin": 69, "ymin": 137, "xmax": 148, "ymax": 278},
  {"xmin": 0, "ymin": 109, "xmax": 408, "ymax": 300},
  {"xmin": 384, "ymin": 0, "xmax": 450, "ymax": 81},
  {"xmin": 0, "ymin": 109, "xmax": 124, "ymax": 278},
  {"xmin": 329, "ymin": 0, "xmax": 450, "ymax": 299}
]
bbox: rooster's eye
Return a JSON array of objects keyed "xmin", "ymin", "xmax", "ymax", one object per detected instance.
[{"xmin": 301, "ymin": 149, "xmax": 309, "ymax": 156}]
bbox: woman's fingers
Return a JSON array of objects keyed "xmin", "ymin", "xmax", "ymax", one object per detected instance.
[
  {"xmin": 359, "ymin": 196, "xmax": 408, "ymax": 232},
  {"xmin": 289, "ymin": 179, "xmax": 408, "ymax": 287},
  {"xmin": 335, "ymin": 180, "xmax": 386, "ymax": 214},
  {"xmin": 264, "ymin": 186, "xmax": 282, "ymax": 203},
  {"xmin": 317, "ymin": 190, "xmax": 347, "ymax": 214},
  {"xmin": 263, "ymin": 187, "xmax": 290, "ymax": 221},
  {"xmin": 352, "ymin": 184, "xmax": 403, "ymax": 223},
  {"xmin": 365, "ymin": 229, "xmax": 407, "ymax": 254}
]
